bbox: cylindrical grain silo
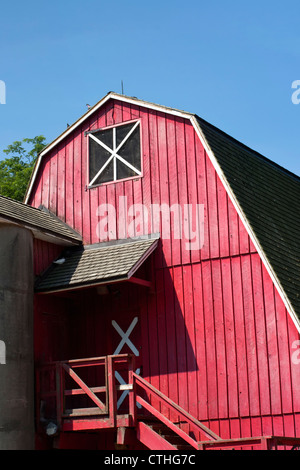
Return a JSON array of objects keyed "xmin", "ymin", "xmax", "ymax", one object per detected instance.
[{"xmin": 0, "ymin": 223, "xmax": 34, "ymax": 449}]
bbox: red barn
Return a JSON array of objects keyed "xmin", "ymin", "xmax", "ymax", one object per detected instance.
[{"xmin": 6, "ymin": 92, "xmax": 300, "ymax": 450}]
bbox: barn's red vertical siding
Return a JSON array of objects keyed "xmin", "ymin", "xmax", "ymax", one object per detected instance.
[
  {"xmin": 30, "ymin": 99, "xmax": 255, "ymax": 259},
  {"xmin": 33, "ymin": 239, "xmax": 63, "ymax": 276},
  {"xmin": 30, "ymin": 98, "xmax": 300, "ymax": 441}
]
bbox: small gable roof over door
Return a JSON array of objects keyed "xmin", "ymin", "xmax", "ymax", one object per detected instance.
[{"xmin": 35, "ymin": 234, "xmax": 159, "ymax": 293}]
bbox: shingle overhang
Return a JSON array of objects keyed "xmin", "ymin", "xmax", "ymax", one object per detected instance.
[
  {"xmin": 0, "ymin": 195, "xmax": 82, "ymax": 246},
  {"xmin": 35, "ymin": 234, "xmax": 159, "ymax": 293}
]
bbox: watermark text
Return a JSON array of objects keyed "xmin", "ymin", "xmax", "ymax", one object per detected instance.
[
  {"xmin": 292, "ymin": 340, "xmax": 300, "ymax": 365},
  {"xmin": 0, "ymin": 80, "xmax": 6, "ymax": 104},
  {"xmin": 0, "ymin": 340, "xmax": 5, "ymax": 364},
  {"xmin": 96, "ymin": 197, "xmax": 205, "ymax": 251},
  {"xmin": 291, "ymin": 80, "xmax": 300, "ymax": 104}
]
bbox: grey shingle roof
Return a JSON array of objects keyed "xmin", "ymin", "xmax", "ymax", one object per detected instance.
[
  {"xmin": 196, "ymin": 116, "xmax": 300, "ymax": 321},
  {"xmin": 0, "ymin": 195, "xmax": 82, "ymax": 245},
  {"xmin": 35, "ymin": 234, "xmax": 159, "ymax": 293}
]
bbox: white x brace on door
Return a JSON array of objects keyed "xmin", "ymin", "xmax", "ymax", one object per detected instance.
[
  {"xmin": 112, "ymin": 317, "xmax": 139, "ymax": 357},
  {"xmin": 112, "ymin": 317, "xmax": 141, "ymax": 409}
]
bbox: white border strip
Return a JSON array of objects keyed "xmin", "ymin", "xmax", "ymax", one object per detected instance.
[{"xmin": 190, "ymin": 116, "xmax": 300, "ymax": 334}]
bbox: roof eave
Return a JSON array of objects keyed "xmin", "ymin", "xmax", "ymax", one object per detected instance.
[
  {"xmin": 35, "ymin": 275, "xmax": 129, "ymax": 294},
  {"xmin": 0, "ymin": 215, "xmax": 82, "ymax": 246}
]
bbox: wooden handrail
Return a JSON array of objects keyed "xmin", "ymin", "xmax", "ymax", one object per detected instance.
[
  {"xmin": 136, "ymin": 395, "xmax": 200, "ymax": 450},
  {"xmin": 132, "ymin": 372, "xmax": 220, "ymax": 443},
  {"xmin": 62, "ymin": 362, "xmax": 107, "ymax": 413},
  {"xmin": 39, "ymin": 384, "xmax": 133, "ymax": 399},
  {"xmin": 37, "ymin": 354, "xmax": 130, "ymax": 369},
  {"xmin": 36, "ymin": 354, "xmax": 136, "ymax": 431},
  {"xmin": 36, "ymin": 355, "xmax": 300, "ymax": 449}
]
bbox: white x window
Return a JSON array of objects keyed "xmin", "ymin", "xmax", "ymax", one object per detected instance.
[{"xmin": 88, "ymin": 120, "xmax": 141, "ymax": 186}]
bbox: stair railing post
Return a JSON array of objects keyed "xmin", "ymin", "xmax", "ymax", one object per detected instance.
[
  {"xmin": 107, "ymin": 355, "xmax": 117, "ymax": 427},
  {"xmin": 128, "ymin": 355, "xmax": 137, "ymax": 427},
  {"xmin": 56, "ymin": 362, "xmax": 64, "ymax": 430},
  {"xmin": 35, "ymin": 367, "xmax": 41, "ymax": 433}
]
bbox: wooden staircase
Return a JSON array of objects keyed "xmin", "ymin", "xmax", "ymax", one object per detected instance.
[
  {"xmin": 136, "ymin": 420, "xmax": 195, "ymax": 450},
  {"xmin": 36, "ymin": 354, "xmax": 300, "ymax": 451}
]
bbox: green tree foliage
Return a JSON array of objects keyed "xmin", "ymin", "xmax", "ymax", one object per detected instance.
[{"xmin": 0, "ymin": 136, "xmax": 47, "ymax": 201}]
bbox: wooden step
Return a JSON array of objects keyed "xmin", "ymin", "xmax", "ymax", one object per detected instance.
[
  {"xmin": 149, "ymin": 424, "xmax": 170, "ymax": 434},
  {"xmin": 162, "ymin": 433, "xmax": 190, "ymax": 445},
  {"xmin": 175, "ymin": 444, "xmax": 195, "ymax": 450},
  {"xmin": 137, "ymin": 421, "xmax": 177, "ymax": 450},
  {"xmin": 147, "ymin": 422, "xmax": 194, "ymax": 449},
  {"xmin": 63, "ymin": 407, "xmax": 107, "ymax": 417}
]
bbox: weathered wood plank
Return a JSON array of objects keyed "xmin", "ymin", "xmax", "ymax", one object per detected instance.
[{"xmin": 62, "ymin": 363, "xmax": 106, "ymax": 412}]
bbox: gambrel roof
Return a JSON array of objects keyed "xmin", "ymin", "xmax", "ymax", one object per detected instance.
[{"xmin": 24, "ymin": 92, "xmax": 300, "ymax": 330}]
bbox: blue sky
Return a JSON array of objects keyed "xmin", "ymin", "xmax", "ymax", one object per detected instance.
[{"xmin": 1, "ymin": 0, "xmax": 300, "ymax": 176}]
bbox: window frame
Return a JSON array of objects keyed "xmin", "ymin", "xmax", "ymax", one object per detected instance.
[{"xmin": 86, "ymin": 119, "xmax": 143, "ymax": 189}]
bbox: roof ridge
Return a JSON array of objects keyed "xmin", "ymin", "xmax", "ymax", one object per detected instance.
[
  {"xmin": 196, "ymin": 115, "xmax": 300, "ymax": 182},
  {"xmin": 36, "ymin": 92, "xmax": 193, "ymax": 160}
]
